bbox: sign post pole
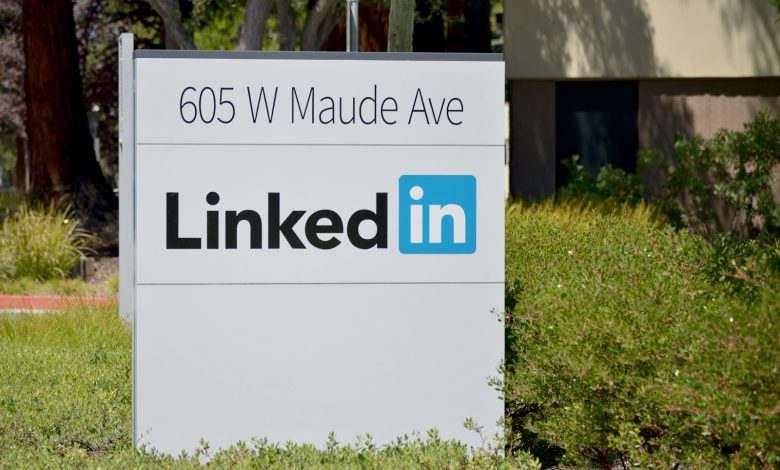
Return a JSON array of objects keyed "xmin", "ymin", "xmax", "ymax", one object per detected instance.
[
  {"xmin": 118, "ymin": 32, "xmax": 134, "ymax": 324},
  {"xmin": 347, "ymin": 0, "xmax": 359, "ymax": 51}
]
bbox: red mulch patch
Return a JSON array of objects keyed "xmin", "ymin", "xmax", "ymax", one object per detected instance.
[{"xmin": 0, "ymin": 295, "xmax": 116, "ymax": 310}]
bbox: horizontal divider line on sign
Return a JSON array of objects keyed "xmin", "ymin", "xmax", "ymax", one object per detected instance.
[
  {"xmin": 136, "ymin": 142, "xmax": 504, "ymax": 147},
  {"xmin": 137, "ymin": 281, "xmax": 504, "ymax": 286},
  {"xmin": 134, "ymin": 50, "xmax": 504, "ymax": 62}
]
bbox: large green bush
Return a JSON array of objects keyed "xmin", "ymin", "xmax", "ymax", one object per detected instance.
[
  {"xmin": 0, "ymin": 204, "xmax": 87, "ymax": 280},
  {"xmin": 558, "ymin": 155, "xmax": 643, "ymax": 205},
  {"xmin": 504, "ymin": 201, "xmax": 779, "ymax": 468},
  {"xmin": 640, "ymin": 109, "xmax": 780, "ymax": 238}
]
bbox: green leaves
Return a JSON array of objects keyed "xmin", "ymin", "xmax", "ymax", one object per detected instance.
[
  {"xmin": 0, "ymin": 204, "xmax": 88, "ymax": 280},
  {"xmin": 644, "ymin": 109, "xmax": 780, "ymax": 238},
  {"xmin": 558, "ymin": 154, "xmax": 643, "ymax": 204},
  {"xmin": 504, "ymin": 201, "xmax": 779, "ymax": 467},
  {"xmin": 0, "ymin": 308, "xmax": 131, "ymax": 466}
]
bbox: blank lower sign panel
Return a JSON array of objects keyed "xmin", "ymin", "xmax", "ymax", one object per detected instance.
[{"xmin": 128, "ymin": 50, "xmax": 505, "ymax": 455}]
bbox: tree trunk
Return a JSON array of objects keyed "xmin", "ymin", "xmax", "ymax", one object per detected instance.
[
  {"xmin": 388, "ymin": 0, "xmax": 414, "ymax": 52},
  {"xmin": 147, "ymin": 0, "xmax": 196, "ymax": 49},
  {"xmin": 237, "ymin": 0, "xmax": 273, "ymax": 50},
  {"xmin": 22, "ymin": 0, "xmax": 116, "ymax": 244},
  {"xmin": 301, "ymin": 0, "xmax": 342, "ymax": 51},
  {"xmin": 275, "ymin": 0, "xmax": 297, "ymax": 50}
]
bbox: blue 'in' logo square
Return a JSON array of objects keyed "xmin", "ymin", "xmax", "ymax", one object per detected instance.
[{"xmin": 398, "ymin": 175, "xmax": 476, "ymax": 254}]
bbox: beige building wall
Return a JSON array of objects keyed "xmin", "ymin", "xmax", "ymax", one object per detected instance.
[
  {"xmin": 505, "ymin": 0, "xmax": 780, "ymax": 79},
  {"xmin": 638, "ymin": 79, "xmax": 780, "ymax": 156}
]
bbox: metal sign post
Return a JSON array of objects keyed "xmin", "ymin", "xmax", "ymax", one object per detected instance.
[
  {"xmin": 118, "ymin": 33, "xmax": 135, "ymax": 324},
  {"xmin": 347, "ymin": 0, "xmax": 359, "ymax": 51}
]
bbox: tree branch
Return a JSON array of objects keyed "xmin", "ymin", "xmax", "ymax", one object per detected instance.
[
  {"xmin": 388, "ymin": 0, "xmax": 414, "ymax": 52},
  {"xmin": 301, "ymin": 0, "xmax": 343, "ymax": 51},
  {"xmin": 275, "ymin": 0, "xmax": 296, "ymax": 51},
  {"xmin": 237, "ymin": 0, "xmax": 274, "ymax": 50},
  {"xmin": 147, "ymin": 0, "xmax": 196, "ymax": 49}
]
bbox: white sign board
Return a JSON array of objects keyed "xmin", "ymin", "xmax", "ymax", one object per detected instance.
[{"xmin": 126, "ymin": 50, "xmax": 505, "ymax": 454}]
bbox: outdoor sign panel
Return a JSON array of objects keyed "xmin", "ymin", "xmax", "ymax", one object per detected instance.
[{"xmin": 131, "ymin": 50, "xmax": 505, "ymax": 454}]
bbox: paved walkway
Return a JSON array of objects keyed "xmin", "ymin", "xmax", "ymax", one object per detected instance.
[{"xmin": 0, "ymin": 295, "xmax": 116, "ymax": 312}]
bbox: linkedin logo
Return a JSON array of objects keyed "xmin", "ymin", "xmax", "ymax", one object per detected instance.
[
  {"xmin": 164, "ymin": 175, "xmax": 476, "ymax": 255},
  {"xmin": 398, "ymin": 175, "xmax": 476, "ymax": 254}
]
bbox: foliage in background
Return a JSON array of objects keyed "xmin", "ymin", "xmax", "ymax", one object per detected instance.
[
  {"xmin": 0, "ymin": 1, "xmax": 23, "ymax": 190},
  {"xmin": 558, "ymin": 154, "xmax": 643, "ymax": 205},
  {"xmin": 0, "ymin": 308, "xmax": 540, "ymax": 469},
  {"xmin": 75, "ymin": 0, "xmax": 163, "ymax": 187},
  {"xmin": 190, "ymin": 0, "xmax": 244, "ymax": 50},
  {"xmin": 639, "ymin": 109, "xmax": 780, "ymax": 239},
  {"xmin": 504, "ymin": 201, "xmax": 779, "ymax": 468},
  {"xmin": 0, "ymin": 132, "xmax": 15, "ymax": 185},
  {"xmin": 187, "ymin": 0, "xmax": 306, "ymax": 51},
  {"xmin": 0, "ymin": 204, "xmax": 87, "ymax": 280},
  {"xmin": 0, "ymin": 0, "xmax": 24, "ymax": 135},
  {"xmin": 0, "ymin": 0, "xmax": 163, "ymax": 190}
]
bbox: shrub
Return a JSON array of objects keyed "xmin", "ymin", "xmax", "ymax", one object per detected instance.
[
  {"xmin": 707, "ymin": 234, "xmax": 780, "ymax": 297},
  {"xmin": 0, "ymin": 204, "xmax": 87, "ymax": 280},
  {"xmin": 558, "ymin": 154, "xmax": 643, "ymax": 205},
  {"xmin": 504, "ymin": 201, "xmax": 779, "ymax": 468},
  {"xmin": 639, "ymin": 109, "xmax": 780, "ymax": 238}
]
